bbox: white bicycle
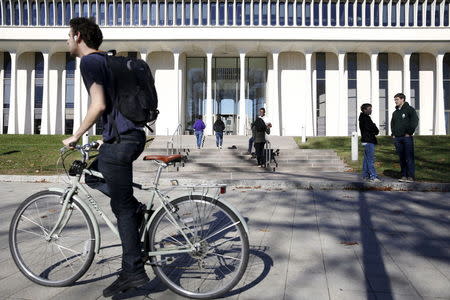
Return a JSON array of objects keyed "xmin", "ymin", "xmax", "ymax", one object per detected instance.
[{"xmin": 9, "ymin": 141, "xmax": 249, "ymax": 299}]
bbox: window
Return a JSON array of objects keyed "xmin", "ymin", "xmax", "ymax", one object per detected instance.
[
  {"xmin": 374, "ymin": 1, "xmax": 379, "ymax": 26},
  {"xmin": 270, "ymin": 1, "xmax": 276, "ymax": 25},
  {"xmin": 379, "ymin": 53, "xmax": 389, "ymax": 135},
  {"xmin": 57, "ymin": 2, "xmax": 62, "ymax": 25},
  {"xmin": 65, "ymin": 53, "xmax": 75, "ymax": 109},
  {"xmin": 23, "ymin": 2, "xmax": 28, "ymax": 25},
  {"xmin": 331, "ymin": 1, "xmax": 337, "ymax": 26},
  {"xmin": 91, "ymin": 2, "xmax": 97, "ymax": 22},
  {"xmin": 211, "ymin": 1, "xmax": 217, "ymax": 25},
  {"xmin": 82, "ymin": 2, "xmax": 88, "ymax": 18},
  {"xmin": 108, "ymin": 2, "xmax": 114, "ymax": 25},
  {"xmin": 339, "ymin": 0, "xmax": 344, "ymax": 26},
  {"xmin": 262, "ymin": 1, "xmax": 268, "ymax": 25},
  {"xmin": 382, "ymin": 2, "xmax": 388, "ymax": 26},
  {"xmin": 417, "ymin": 1, "xmax": 423, "ymax": 26},
  {"xmin": 236, "ymin": 2, "xmax": 242, "ymax": 25},
  {"xmin": 305, "ymin": 1, "xmax": 311, "ymax": 25},
  {"xmin": 201, "ymin": 1, "xmax": 207, "ymax": 25},
  {"xmin": 445, "ymin": 0, "xmax": 449, "ymax": 26},
  {"xmin": 254, "ymin": 1, "xmax": 259, "ymax": 25},
  {"xmin": 14, "ymin": 2, "xmax": 19, "ymax": 25},
  {"xmin": 322, "ymin": 1, "xmax": 328, "ymax": 26},
  {"xmin": 365, "ymin": 1, "xmax": 371, "ymax": 25},
  {"xmin": 40, "ymin": 2, "xmax": 45, "ymax": 25},
  {"xmin": 116, "ymin": 2, "xmax": 122, "ymax": 25},
  {"xmin": 348, "ymin": 1, "xmax": 354, "ymax": 26},
  {"xmin": 288, "ymin": 1, "xmax": 293, "ymax": 25},
  {"xmin": 357, "ymin": 1, "xmax": 362, "ymax": 26},
  {"xmin": 48, "ymin": 2, "xmax": 54, "ymax": 25},
  {"xmin": 176, "ymin": 2, "xmax": 181, "ymax": 25},
  {"xmin": 410, "ymin": 53, "xmax": 420, "ymax": 131},
  {"xmin": 219, "ymin": 1, "xmax": 224, "ymax": 25},
  {"xmin": 193, "ymin": 1, "xmax": 199, "ymax": 25},
  {"xmin": 5, "ymin": 1, "xmax": 10, "ymax": 25},
  {"xmin": 391, "ymin": 1, "xmax": 397, "ymax": 26},
  {"xmin": 313, "ymin": 1, "xmax": 319, "ymax": 26},
  {"xmin": 227, "ymin": 1, "xmax": 233, "ymax": 25},
  {"xmin": 74, "ymin": 2, "xmax": 80, "ymax": 18},
  {"xmin": 34, "ymin": 52, "xmax": 44, "ymax": 132},
  {"xmin": 400, "ymin": 1, "xmax": 405, "ymax": 26},
  {"xmin": 125, "ymin": 2, "xmax": 131, "ymax": 25},
  {"xmin": 244, "ymin": 1, "xmax": 250, "ymax": 25},
  {"xmin": 444, "ymin": 53, "xmax": 450, "ymax": 134},
  {"xmin": 167, "ymin": 1, "xmax": 173, "ymax": 25},
  {"xmin": 3, "ymin": 53, "xmax": 11, "ymax": 133},
  {"xmin": 279, "ymin": 1, "xmax": 285, "ymax": 25},
  {"xmin": 348, "ymin": 53, "xmax": 357, "ymax": 135},
  {"xmin": 434, "ymin": 1, "xmax": 440, "ymax": 26},
  {"xmin": 64, "ymin": 2, "xmax": 69, "ymax": 25},
  {"xmin": 143, "ymin": 1, "xmax": 149, "ymax": 25},
  {"xmin": 100, "ymin": 1, "xmax": 105, "ymax": 25},
  {"xmin": 316, "ymin": 53, "xmax": 326, "ymax": 136},
  {"xmin": 409, "ymin": 2, "xmax": 414, "ymax": 26},
  {"xmin": 296, "ymin": 1, "xmax": 302, "ymax": 25},
  {"xmin": 151, "ymin": 2, "xmax": 157, "ymax": 25},
  {"xmin": 426, "ymin": 1, "xmax": 431, "ymax": 26}
]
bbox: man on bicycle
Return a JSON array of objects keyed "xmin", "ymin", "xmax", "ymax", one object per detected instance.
[{"xmin": 62, "ymin": 17, "xmax": 149, "ymax": 297}]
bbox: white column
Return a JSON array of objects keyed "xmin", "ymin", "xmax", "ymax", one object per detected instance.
[
  {"xmin": 336, "ymin": 0, "xmax": 340, "ymax": 25},
  {"xmin": 73, "ymin": 56, "xmax": 82, "ymax": 133},
  {"xmin": 422, "ymin": 0, "xmax": 426, "ymax": 26},
  {"xmin": 396, "ymin": 0, "xmax": 400, "ymax": 26},
  {"xmin": 182, "ymin": 0, "xmax": 185, "ymax": 25},
  {"xmin": 271, "ymin": 52, "xmax": 280, "ymax": 135},
  {"xmin": 344, "ymin": 0, "xmax": 348, "ymax": 26},
  {"xmin": 0, "ymin": 52, "xmax": 3, "ymax": 133},
  {"xmin": 239, "ymin": 52, "xmax": 246, "ymax": 135},
  {"xmin": 259, "ymin": 0, "xmax": 262, "ymax": 25},
  {"xmin": 370, "ymin": 0, "xmax": 374, "ymax": 26},
  {"xmin": 205, "ymin": 52, "xmax": 213, "ymax": 135},
  {"xmin": 156, "ymin": 0, "xmax": 159, "ymax": 24},
  {"xmin": 353, "ymin": 0, "xmax": 357, "ymax": 26},
  {"xmin": 40, "ymin": 52, "xmax": 50, "ymax": 134},
  {"xmin": 413, "ymin": 0, "xmax": 418, "ymax": 26},
  {"xmin": 305, "ymin": 52, "xmax": 313, "ymax": 136},
  {"xmin": 207, "ymin": 0, "xmax": 210, "ymax": 25},
  {"xmin": 302, "ymin": 0, "xmax": 305, "ymax": 25},
  {"xmin": 388, "ymin": 0, "xmax": 392, "ymax": 26},
  {"xmin": 7, "ymin": 52, "xmax": 17, "ymax": 133},
  {"xmin": 233, "ymin": 0, "xmax": 236, "ymax": 25},
  {"xmin": 293, "ymin": 0, "xmax": 297, "ymax": 25},
  {"xmin": 439, "ymin": 0, "xmax": 444, "ymax": 27},
  {"xmin": 174, "ymin": 52, "xmax": 181, "ymax": 127},
  {"xmin": 250, "ymin": 0, "xmax": 253, "ymax": 25},
  {"xmin": 405, "ymin": 0, "xmax": 409, "ymax": 26},
  {"xmin": 310, "ymin": 0, "xmax": 313, "ymax": 25},
  {"xmin": 319, "ymin": 0, "xmax": 322, "ymax": 26},
  {"xmin": 338, "ymin": 52, "xmax": 347, "ymax": 135},
  {"xmin": 327, "ymin": 0, "xmax": 331, "ymax": 25},
  {"xmin": 370, "ymin": 52, "xmax": 379, "ymax": 126},
  {"xmin": 276, "ymin": 0, "xmax": 279, "ymax": 25},
  {"xmin": 402, "ymin": 52, "xmax": 411, "ymax": 103},
  {"xmin": 362, "ymin": 0, "xmax": 366, "ymax": 26},
  {"xmin": 435, "ymin": 53, "xmax": 446, "ymax": 134}
]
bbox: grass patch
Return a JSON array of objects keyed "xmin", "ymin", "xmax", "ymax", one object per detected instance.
[
  {"xmin": 0, "ymin": 134, "xmax": 101, "ymax": 175},
  {"xmin": 294, "ymin": 135, "xmax": 450, "ymax": 183}
]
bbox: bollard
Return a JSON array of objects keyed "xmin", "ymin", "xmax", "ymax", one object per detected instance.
[
  {"xmin": 351, "ymin": 131, "xmax": 358, "ymax": 161},
  {"xmin": 301, "ymin": 125, "xmax": 306, "ymax": 143}
]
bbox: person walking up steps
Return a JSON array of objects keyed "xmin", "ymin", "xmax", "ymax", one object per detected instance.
[
  {"xmin": 213, "ymin": 115, "xmax": 225, "ymax": 149},
  {"xmin": 193, "ymin": 115, "xmax": 206, "ymax": 149}
]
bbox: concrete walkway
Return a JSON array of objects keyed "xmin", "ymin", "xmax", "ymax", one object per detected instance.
[{"xmin": 1, "ymin": 182, "xmax": 449, "ymax": 300}]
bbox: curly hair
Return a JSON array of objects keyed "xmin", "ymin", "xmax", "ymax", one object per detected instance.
[{"xmin": 69, "ymin": 17, "xmax": 103, "ymax": 50}]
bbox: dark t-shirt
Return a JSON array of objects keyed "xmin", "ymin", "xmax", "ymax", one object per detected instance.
[{"xmin": 80, "ymin": 52, "xmax": 141, "ymax": 142}]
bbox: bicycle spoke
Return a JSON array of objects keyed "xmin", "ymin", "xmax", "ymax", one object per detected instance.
[
  {"xmin": 199, "ymin": 221, "xmax": 240, "ymax": 243},
  {"xmin": 20, "ymin": 215, "xmax": 49, "ymax": 235}
]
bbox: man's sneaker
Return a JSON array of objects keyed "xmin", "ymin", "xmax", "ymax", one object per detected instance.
[
  {"xmin": 103, "ymin": 272, "xmax": 149, "ymax": 297},
  {"xmin": 405, "ymin": 177, "xmax": 414, "ymax": 183},
  {"xmin": 398, "ymin": 176, "xmax": 408, "ymax": 182},
  {"xmin": 369, "ymin": 177, "xmax": 381, "ymax": 183}
]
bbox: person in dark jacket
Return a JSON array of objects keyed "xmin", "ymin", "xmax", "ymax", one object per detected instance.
[
  {"xmin": 359, "ymin": 103, "xmax": 380, "ymax": 182},
  {"xmin": 390, "ymin": 93, "xmax": 419, "ymax": 182},
  {"xmin": 213, "ymin": 115, "xmax": 225, "ymax": 149},
  {"xmin": 251, "ymin": 117, "xmax": 270, "ymax": 167},
  {"xmin": 192, "ymin": 115, "xmax": 206, "ymax": 149}
]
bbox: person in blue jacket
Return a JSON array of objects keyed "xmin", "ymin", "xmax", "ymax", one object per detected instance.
[{"xmin": 193, "ymin": 115, "xmax": 206, "ymax": 149}]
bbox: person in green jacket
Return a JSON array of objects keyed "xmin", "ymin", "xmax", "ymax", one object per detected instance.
[{"xmin": 390, "ymin": 93, "xmax": 419, "ymax": 182}]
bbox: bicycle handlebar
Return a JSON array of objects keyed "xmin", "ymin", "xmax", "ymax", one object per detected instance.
[{"xmin": 60, "ymin": 141, "xmax": 100, "ymax": 154}]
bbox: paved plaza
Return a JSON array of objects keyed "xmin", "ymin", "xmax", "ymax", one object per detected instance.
[{"xmin": 0, "ymin": 182, "xmax": 449, "ymax": 300}]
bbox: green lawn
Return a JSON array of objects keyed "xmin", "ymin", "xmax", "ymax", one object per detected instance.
[
  {"xmin": 0, "ymin": 134, "xmax": 102, "ymax": 175},
  {"xmin": 294, "ymin": 135, "xmax": 450, "ymax": 183}
]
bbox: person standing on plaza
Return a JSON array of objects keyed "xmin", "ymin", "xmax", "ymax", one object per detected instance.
[
  {"xmin": 193, "ymin": 115, "xmax": 206, "ymax": 149},
  {"xmin": 359, "ymin": 103, "xmax": 380, "ymax": 182},
  {"xmin": 390, "ymin": 93, "xmax": 419, "ymax": 183},
  {"xmin": 62, "ymin": 17, "xmax": 149, "ymax": 297},
  {"xmin": 247, "ymin": 108, "xmax": 271, "ymax": 155},
  {"xmin": 251, "ymin": 108, "xmax": 271, "ymax": 167},
  {"xmin": 213, "ymin": 114, "xmax": 225, "ymax": 149}
]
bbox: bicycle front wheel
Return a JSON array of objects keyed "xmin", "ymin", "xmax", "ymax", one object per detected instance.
[
  {"xmin": 9, "ymin": 190, "xmax": 96, "ymax": 287},
  {"xmin": 147, "ymin": 195, "xmax": 249, "ymax": 299}
]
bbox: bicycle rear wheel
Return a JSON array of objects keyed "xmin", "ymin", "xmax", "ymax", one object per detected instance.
[
  {"xmin": 147, "ymin": 195, "xmax": 249, "ymax": 299},
  {"xmin": 9, "ymin": 190, "xmax": 95, "ymax": 287}
]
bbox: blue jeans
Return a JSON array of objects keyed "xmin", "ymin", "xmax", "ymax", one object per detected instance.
[
  {"xmin": 88, "ymin": 130, "xmax": 146, "ymax": 275},
  {"xmin": 394, "ymin": 136, "xmax": 415, "ymax": 178},
  {"xmin": 215, "ymin": 132, "xmax": 223, "ymax": 147},
  {"xmin": 195, "ymin": 131, "xmax": 203, "ymax": 148},
  {"xmin": 248, "ymin": 137, "xmax": 254, "ymax": 153},
  {"xmin": 362, "ymin": 143, "xmax": 377, "ymax": 179}
]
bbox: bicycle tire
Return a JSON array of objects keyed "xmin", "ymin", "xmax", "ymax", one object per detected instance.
[
  {"xmin": 147, "ymin": 195, "xmax": 249, "ymax": 299},
  {"xmin": 9, "ymin": 190, "xmax": 96, "ymax": 287}
]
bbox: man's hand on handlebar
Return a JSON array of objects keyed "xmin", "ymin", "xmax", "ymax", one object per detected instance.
[{"xmin": 62, "ymin": 135, "xmax": 80, "ymax": 149}]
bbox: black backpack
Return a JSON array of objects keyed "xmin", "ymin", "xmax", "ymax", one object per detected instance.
[{"xmin": 104, "ymin": 51, "xmax": 159, "ymax": 128}]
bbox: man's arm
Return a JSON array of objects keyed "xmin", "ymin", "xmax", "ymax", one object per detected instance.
[{"xmin": 62, "ymin": 83, "xmax": 106, "ymax": 146}]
